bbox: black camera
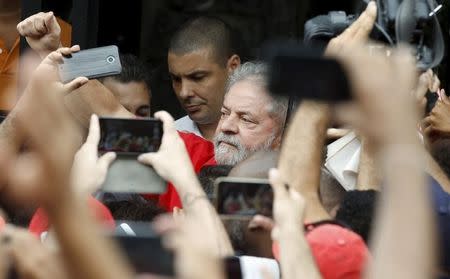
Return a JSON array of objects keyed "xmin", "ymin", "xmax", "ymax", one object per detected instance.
[{"xmin": 304, "ymin": 0, "xmax": 445, "ymax": 70}]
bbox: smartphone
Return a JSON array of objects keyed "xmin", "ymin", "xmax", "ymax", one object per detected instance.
[
  {"xmin": 262, "ymin": 42, "xmax": 351, "ymax": 101},
  {"xmin": 59, "ymin": 45, "xmax": 122, "ymax": 83},
  {"xmin": 99, "ymin": 117, "xmax": 162, "ymax": 155},
  {"xmin": 99, "ymin": 117, "xmax": 167, "ymax": 194},
  {"xmin": 115, "ymin": 235, "xmax": 174, "ymax": 276},
  {"xmin": 214, "ymin": 177, "xmax": 273, "ymax": 217}
]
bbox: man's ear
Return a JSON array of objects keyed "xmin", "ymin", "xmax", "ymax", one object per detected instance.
[
  {"xmin": 226, "ymin": 54, "xmax": 241, "ymax": 73},
  {"xmin": 271, "ymin": 133, "xmax": 283, "ymax": 150}
]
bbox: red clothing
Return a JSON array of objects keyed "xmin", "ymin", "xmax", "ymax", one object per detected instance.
[
  {"xmin": 144, "ymin": 132, "xmax": 217, "ymax": 211},
  {"xmin": 28, "ymin": 132, "xmax": 216, "ymax": 233},
  {"xmin": 28, "ymin": 196, "xmax": 115, "ymax": 237}
]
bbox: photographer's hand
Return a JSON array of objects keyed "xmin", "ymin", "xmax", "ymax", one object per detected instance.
[
  {"xmin": 269, "ymin": 168, "xmax": 321, "ymax": 279},
  {"xmin": 333, "ymin": 45, "xmax": 434, "ymax": 279},
  {"xmin": 1, "ymin": 49, "xmax": 134, "ymax": 279},
  {"xmin": 326, "ymin": 1, "xmax": 377, "ymax": 54},
  {"xmin": 17, "ymin": 12, "xmax": 63, "ymax": 59},
  {"xmin": 423, "ymin": 90, "xmax": 450, "ymax": 137},
  {"xmin": 71, "ymin": 114, "xmax": 116, "ymax": 197},
  {"xmin": 138, "ymin": 111, "xmax": 234, "ymax": 256},
  {"xmin": 2, "ymin": 226, "xmax": 69, "ymax": 279}
]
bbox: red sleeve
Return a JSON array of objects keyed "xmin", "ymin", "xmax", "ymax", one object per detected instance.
[
  {"xmin": 143, "ymin": 132, "xmax": 216, "ymax": 211},
  {"xmin": 28, "ymin": 196, "xmax": 115, "ymax": 237}
]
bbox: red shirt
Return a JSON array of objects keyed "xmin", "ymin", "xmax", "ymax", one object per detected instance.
[
  {"xmin": 144, "ymin": 132, "xmax": 217, "ymax": 210},
  {"xmin": 28, "ymin": 196, "xmax": 115, "ymax": 237}
]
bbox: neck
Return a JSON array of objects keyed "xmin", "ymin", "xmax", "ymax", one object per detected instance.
[{"xmin": 197, "ymin": 121, "xmax": 219, "ymax": 141}]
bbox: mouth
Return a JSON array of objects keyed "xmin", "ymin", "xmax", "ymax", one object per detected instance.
[
  {"xmin": 185, "ymin": 104, "xmax": 203, "ymax": 113},
  {"xmin": 219, "ymin": 141, "xmax": 237, "ymax": 149}
]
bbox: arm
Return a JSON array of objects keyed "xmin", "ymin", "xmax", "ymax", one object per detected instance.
[
  {"xmin": 356, "ymin": 137, "xmax": 381, "ymax": 190},
  {"xmin": 138, "ymin": 111, "xmax": 234, "ymax": 256},
  {"xmin": 65, "ymin": 80, "xmax": 135, "ymax": 128},
  {"xmin": 334, "ymin": 45, "xmax": 436, "ymax": 279},
  {"xmin": 1, "ymin": 48, "xmax": 134, "ymax": 279},
  {"xmin": 278, "ymin": 101, "xmax": 331, "ymax": 223},
  {"xmin": 2, "ymin": 226, "xmax": 70, "ymax": 279},
  {"xmin": 17, "ymin": 11, "xmax": 63, "ymax": 58},
  {"xmin": 269, "ymin": 168, "xmax": 321, "ymax": 279}
]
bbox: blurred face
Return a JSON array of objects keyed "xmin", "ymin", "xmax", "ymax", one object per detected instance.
[
  {"xmin": 102, "ymin": 78, "xmax": 151, "ymax": 117},
  {"xmin": 168, "ymin": 47, "xmax": 229, "ymax": 125},
  {"xmin": 214, "ymin": 80, "xmax": 279, "ymax": 165}
]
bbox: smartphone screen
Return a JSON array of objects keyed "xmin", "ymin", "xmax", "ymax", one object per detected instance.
[
  {"xmin": 99, "ymin": 117, "xmax": 162, "ymax": 155},
  {"xmin": 215, "ymin": 178, "xmax": 273, "ymax": 217}
]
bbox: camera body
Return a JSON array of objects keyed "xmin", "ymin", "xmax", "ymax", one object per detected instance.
[{"xmin": 304, "ymin": 0, "xmax": 445, "ymax": 70}]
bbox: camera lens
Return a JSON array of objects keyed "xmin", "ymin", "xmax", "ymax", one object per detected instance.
[{"xmin": 106, "ymin": 56, "xmax": 115, "ymax": 63}]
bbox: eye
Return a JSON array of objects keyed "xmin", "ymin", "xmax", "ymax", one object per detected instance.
[
  {"xmin": 220, "ymin": 109, "xmax": 230, "ymax": 119},
  {"xmin": 170, "ymin": 74, "xmax": 181, "ymax": 83},
  {"xmin": 190, "ymin": 74, "xmax": 205, "ymax": 82},
  {"xmin": 241, "ymin": 116, "xmax": 253, "ymax": 123},
  {"xmin": 136, "ymin": 106, "xmax": 151, "ymax": 117}
]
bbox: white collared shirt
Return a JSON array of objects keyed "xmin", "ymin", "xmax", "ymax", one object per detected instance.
[{"xmin": 175, "ymin": 115, "xmax": 203, "ymax": 138}]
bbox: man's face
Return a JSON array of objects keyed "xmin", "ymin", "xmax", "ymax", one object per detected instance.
[
  {"xmin": 102, "ymin": 78, "xmax": 151, "ymax": 117},
  {"xmin": 168, "ymin": 47, "xmax": 229, "ymax": 125},
  {"xmin": 214, "ymin": 80, "xmax": 279, "ymax": 165}
]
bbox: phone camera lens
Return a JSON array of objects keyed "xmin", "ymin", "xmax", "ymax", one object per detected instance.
[{"xmin": 106, "ymin": 56, "xmax": 115, "ymax": 63}]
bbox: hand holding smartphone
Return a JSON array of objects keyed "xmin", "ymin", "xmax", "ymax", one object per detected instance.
[
  {"xmin": 99, "ymin": 117, "xmax": 166, "ymax": 193},
  {"xmin": 59, "ymin": 45, "xmax": 122, "ymax": 83}
]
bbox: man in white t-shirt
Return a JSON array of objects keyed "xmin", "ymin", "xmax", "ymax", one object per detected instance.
[{"xmin": 168, "ymin": 16, "xmax": 241, "ymax": 141}]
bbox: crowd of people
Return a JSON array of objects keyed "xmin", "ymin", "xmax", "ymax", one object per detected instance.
[{"xmin": 0, "ymin": 0, "xmax": 449, "ymax": 278}]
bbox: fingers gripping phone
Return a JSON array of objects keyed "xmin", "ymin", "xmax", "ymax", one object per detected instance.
[
  {"xmin": 59, "ymin": 45, "xmax": 122, "ymax": 83},
  {"xmin": 99, "ymin": 117, "xmax": 167, "ymax": 193},
  {"xmin": 214, "ymin": 177, "xmax": 273, "ymax": 217}
]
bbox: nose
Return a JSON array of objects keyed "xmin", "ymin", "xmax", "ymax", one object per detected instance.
[
  {"xmin": 179, "ymin": 79, "xmax": 195, "ymax": 100},
  {"xmin": 219, "ymin": 114, "xmax": 239, "ymax": 135}
]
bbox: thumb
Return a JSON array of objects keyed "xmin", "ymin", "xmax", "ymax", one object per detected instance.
[
  {"xmin": 137, "ymin": 153, "xmax": 157, "ymax": 167},
  {"xmin": 44, "ymin": 12, "xmax": 61, "ymax": 35},
  {"xmin": 97, "ymin": 152, "xmax": 116, "ymax": 172},
  {"xmin": 62, "ymin": 77, "xmax": 89, "ymax": 94}
]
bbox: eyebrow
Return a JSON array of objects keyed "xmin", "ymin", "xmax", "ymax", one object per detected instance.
[{"xmin": 222, "ymin": 105, "xmax": 256, "ymax": 118}]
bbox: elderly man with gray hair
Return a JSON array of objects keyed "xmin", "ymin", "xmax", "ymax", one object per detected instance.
[{"xmin": 214, "ymin": 61, "xmax": 288, "ymax": 166}]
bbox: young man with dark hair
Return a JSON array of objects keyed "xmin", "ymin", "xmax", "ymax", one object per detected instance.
[
  {"xmin": 168, "ymin": 16, "xmax": 241, "ymax": 140},
  {"xmin": 100, "ymin": 54, "xmax": 152, "ymax": 117}
]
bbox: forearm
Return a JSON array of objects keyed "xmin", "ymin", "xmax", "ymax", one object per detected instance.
[
  {"xmin": 278, "ymin": 101, "xmax": 331, "ymax": 222},
  {"xmin": 367, "ymin": 126, "xmax": 436, "ymax": 279},
  {"xmin": 172, "ymin": 171, "xmax": 234, "ymax": 256},
  {"xmin": 279, "ymin": 226, "xmax": 321, "ymax": 279},
  {"xmin": 356, "ymin": 137, "xmax": 381, "ymax": 190},
  {"xmin": 0, "ymin": 108, "xmax": 22, "ymax": 152},
  {"xmin": 64, "ymin": 80, "xmax": 134, "ymax": 127},
  {"xmin": 47, "ymin": 195, "xmax": 134, "ymax": 279}
]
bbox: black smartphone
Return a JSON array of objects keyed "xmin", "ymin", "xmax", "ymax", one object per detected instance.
[
  {"xmin": 99, "ymin": 117, "xmax": 163, "ymax": 155},
  {"xmin": 99, "ymin": 117, "xmax": 166, "ymax": 194},
  {"xmin": 59, "ymin": 45, "xmax": 122, "ymax": 83},
  {"xmin": 214, "ymin": 177, "xmax": 273, "ymax": 217},
  {"xmin": 263, "ymin": 42, "xmax": 352, "ymax": 102},
  {"xmin": 115, "ymin": 234, "xmax": 174, "ymax": 276}
]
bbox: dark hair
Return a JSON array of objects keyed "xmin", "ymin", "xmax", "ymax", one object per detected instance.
[
  {"xmin": 198, "ymin": 165, "xmax": 233, "ymax": 197},
  {"xmin": 102, "ymin": 54, "xmax": 151, "ymax": 95},
  {"xmin": 169, "ymin": 16, "xmax": 238, "ymax": 66},
  {"xmin": 335, "ymin": 190, "xmax": 379, "ymax": 244},
  {"xmin": 104, "ymin": 195, "xmax": 164, "ymax": 222},
  {"xmin": 430, "ymin": 138, "xmax": 450, "ymax": 179}
]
